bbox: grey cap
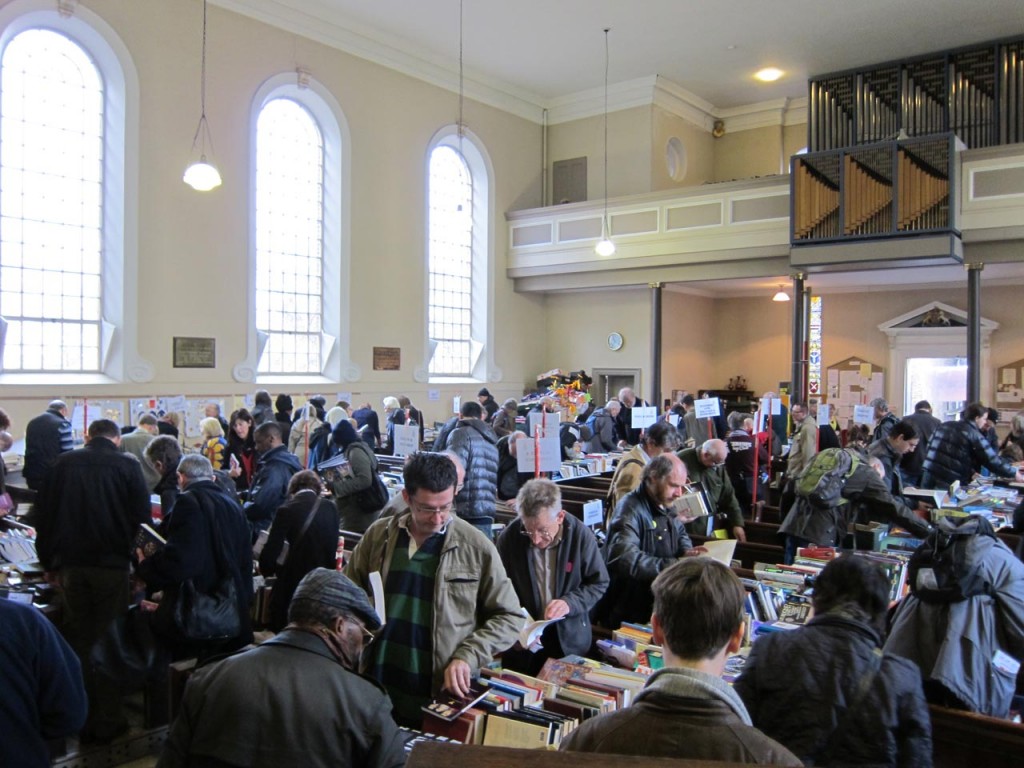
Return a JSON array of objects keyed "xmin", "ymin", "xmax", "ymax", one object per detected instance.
[{"xmin": 291, "ymin": 568, "xmax": 381, "ymax": 630}]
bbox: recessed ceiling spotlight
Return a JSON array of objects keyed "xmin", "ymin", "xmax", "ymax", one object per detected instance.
[{"xmin": 755, "ymin": 67, "xmax": 784, "ymax": 82}]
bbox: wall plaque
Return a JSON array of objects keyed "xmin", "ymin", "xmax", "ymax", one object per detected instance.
[
  {"xmin": 373, "ymin": 346, "xmax": 401, "ymax": 371},
  {"xmin": 173, "ymin": 337, "xmax": 216, "ymax": 368}
]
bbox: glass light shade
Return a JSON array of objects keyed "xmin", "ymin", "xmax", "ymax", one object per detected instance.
[
  {"xmin": 183, "ymin": 159, "xmax": 222, "ymax": 191},
  {"xmin": 595, "ymin": 237, "xmax": 616, "ymax": 257},
  {"xmin": 772, "ymin": 289, "xmax": 790, "ymax": 302}
]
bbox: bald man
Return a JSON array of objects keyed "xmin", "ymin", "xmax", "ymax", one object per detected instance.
[{"xmin": 678, "ymin": 439, "xmax": 746, "ymax": 542}]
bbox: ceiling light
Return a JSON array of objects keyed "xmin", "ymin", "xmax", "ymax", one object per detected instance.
[
  {"xmin": 183, "ymin": 0, "xmax": 222, "ymax": 191},
  {"xmin": 772, "ymin": 285, "xmax": 790, "ymax": 302},
  {"xmin": 595, "ymin": 28, "xmax": 615, "ymax": 257},
  {"xmin": 755, "ymin": 67, "xmax": 784, "ymax": 83}
]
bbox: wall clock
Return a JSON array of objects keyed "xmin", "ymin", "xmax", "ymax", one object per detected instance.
[{"xmin": 608, "ymin": 332, "xmax": 624, "ymax": 351}]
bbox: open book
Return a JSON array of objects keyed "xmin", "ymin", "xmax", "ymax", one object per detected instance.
[
  {"xmin": 133, "ymin": 523, "xmax": 166, "ymax": 557},
  {"xmin": 520, "ymin": 616, "xmax": 564, "ymax": 649},
  {"xmin": 699, "ymin": 538, "xmax": 737, "ymax": 567}
]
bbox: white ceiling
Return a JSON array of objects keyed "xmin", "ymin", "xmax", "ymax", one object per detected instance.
[
  {"xmin": 215, "ymin": 1, "xmax": 1024, "ymax": 295},
  {"xmin": 218, "ymin": 0, "xmax": 1024, "ymax": 112}
]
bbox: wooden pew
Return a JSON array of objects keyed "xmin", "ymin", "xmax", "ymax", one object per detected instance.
[{"xmin": 929, "ymin": 704, "xmax": 1024, "ymax": 768}]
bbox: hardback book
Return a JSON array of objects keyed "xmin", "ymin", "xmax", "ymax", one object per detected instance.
[
  {"xmin": 482, "ymin": 710, "xmax": 555, "ymax": 750},
  {"xmin": 421, "ymin": 685, "xmax": 491, "ymax": 723},
  {"xmin": 133, "ymin": 523, "xmax": 167, "ymax": 556}
]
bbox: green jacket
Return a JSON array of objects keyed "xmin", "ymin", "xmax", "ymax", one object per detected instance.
[
  {"xmin": 345, "ymin": 512, "xmax": 523, "ymax": 695},
  {"xmin": 677, "ymin": 447, "xmax": 744, "ymax": 529}
]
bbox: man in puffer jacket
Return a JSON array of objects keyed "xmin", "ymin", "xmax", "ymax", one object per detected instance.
[
  {"xmin": 735, "ymin": 556, "xmax": 933, "ymax": 767},
  {"xmin": 445, "ymin": 400, "xmax": 499, "ymax": 538},
  {"xmin": 920, "ymin": 402, "xmax": 1023, "ymax": 489}
]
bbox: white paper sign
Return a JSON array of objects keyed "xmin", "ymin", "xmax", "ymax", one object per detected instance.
[
  {"xmin": 337, "ymin": 392, "xmax": 352, "ymax": 405},
  {"xmin": 667, "ymin": 414, "xmax": 680, "ymax": 427},
  {"xmin": 853, "ymin": 404, "xmax": 875, "ymax": 426},
  {"xmin": 582, "ymin": 499, "xmax": 604, "ymax": 526},
  {"xmin": 452, "ymin": 395, "xmax": 461, "ymax": 414},
  {"xmin": 631, "ymin": 406, "xmax": 657, "ymax": 429},
  {"xmin": 818, "ymin": 404, "xmax": 831, "ymax": 425},
  {"xmin": 427, "ymin": 389, "xmax": 440, "ymax": 402},
  {"xmin": 694, "ymin": 397, "xmax": 721, "ymax": 419},
  {"xmin": 164, "ymin": 395, "xmax": 188, "ymax": 414},
  {"xmin": 391, "ymin": 423, "xmax": 420, "ymax": 457},
  {"xmin": 516, "ymin": 434, "xmax": 562, "ymax": 473},
  {"xmin": 529, "ymin": 410, "xmax": 561, "ymax": 437}
]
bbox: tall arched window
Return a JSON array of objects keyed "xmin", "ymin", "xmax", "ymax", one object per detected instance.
[
  {"xmin": 240, "ymin": 74, "xmax": 351, "ymax": 384},
  {"xmin": 255, "ymin": 98, "xmax": 324, "ymax": 374},
  {"xmin": 0, "ymin": 2, "xmax": 147, "ymax": 383},
  {"xmin": 0, "ymin": 29, "xmax": 101, "ymax": 371},
  {"xmin": 424, "ymin": 128, "xmax": 493, "ymax": 382}
]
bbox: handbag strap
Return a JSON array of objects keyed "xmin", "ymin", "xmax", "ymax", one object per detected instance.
[{"xmin": 291, "ymin": 496, "xmax": 324, "ymax": 551}]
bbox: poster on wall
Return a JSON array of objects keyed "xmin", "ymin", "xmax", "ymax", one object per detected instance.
[
  {"xmin": 995, "ymin": 359, "xmax": 1024, "ymax": 417},
  {"xmin": 825, "ymin": 357, "xmax": 885, "ymax": 429}
]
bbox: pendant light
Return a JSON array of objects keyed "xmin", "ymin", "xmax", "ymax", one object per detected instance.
[
  {"xmin": 595, "ymin": 27, "xmax": 615, "ymax": 257},
  {"xmin": 772, "ymin": 284, "xmax": 791, "ymax": 302},
  {"xmin": 183, "ymin": 0, "xmax": 222, "ymax": 191}
]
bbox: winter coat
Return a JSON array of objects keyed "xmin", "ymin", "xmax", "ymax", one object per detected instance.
[
  {"xmin": 679, "ymin": 446, "xmax": 744, "ymax": 529},
  {"xmin": 22, "ymin": 406, "xmax": 74, "ymax": 488},
  {"xmin": 331, "ymin": 441, "xmax": 383, "ymax": 533},
  {"xmin": 561, "ymin": 666, "xmax": 801, "ymax": 765},
  {"xmin": 601, "ymin": 484, "xmax": 693, "ymax": 627},
  {"xmin": 584, "ymin": 408, "xmax": 617, "ymax": 453},
  {"xmin": 243, "ymin": 445, "xmax": 302, "ymax": 536},
  {"xmin": 735, "ymin": 609, "xmax": 933, "ymax": 767},
  {"xmin": 920, "ymin": 419, "xmax": 1016, "ymax": 489},
  {"xmin": 445, "ymin": 418, "xmax": 499, "ymax": 527},
  {"xmin": 885, "ymin": 526, "xmax": 1024, "ymax": 718}
]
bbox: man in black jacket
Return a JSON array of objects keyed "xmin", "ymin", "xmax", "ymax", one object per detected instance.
[
  {"xmin": 901, "ymin": 400, "xmax": 941, "ymax": 487},
  {"xmin": 137, "ymin": 454, "xmax": 253, "ymax": 660},
  {"xmin": 35, "ymin": 418, "xmax": 150, "ymax": 743},
  {"xmin": 496, "ymin": 479, "xmax": 608, "ymax": 673},
  {"xmin": 22, "ymin": 399, "xmax": 74, "ymax": 491},
  {"xmin": 920, "ymin": 402, "xmax": 1024, "ymax": 489},
  {"xmin": 243, "ymin": 421, "xmax": 301, "ymax": 540}
]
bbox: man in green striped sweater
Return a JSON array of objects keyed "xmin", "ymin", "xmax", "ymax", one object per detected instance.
[{"xmin": 346, "ymin": 452, "xmax": 523, "ymax": 726}]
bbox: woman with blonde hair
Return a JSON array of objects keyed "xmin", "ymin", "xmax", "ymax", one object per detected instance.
[{"xmin": 200, "ymin": 416, "xmax": 228, "ymax": 470}]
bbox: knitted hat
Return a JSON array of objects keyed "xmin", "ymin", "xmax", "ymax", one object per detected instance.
[
  {"xmin": 478, "ymin": 387, "xmax": 491, "ymax": 398},
  {"xmin": 332, "ymin": 418, "xmax": 359, "ymax": 449},
  {"xmin": 325, "ymin": 406, "xmax": 347, "ymax": 427},
  {"xmin": 291, "ymin": 568, "xmax": 381, "ymax": 630}
]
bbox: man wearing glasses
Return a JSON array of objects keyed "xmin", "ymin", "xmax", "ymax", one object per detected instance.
[
  {"xmin": 159, "ymin": 568, "xmax": 407, "ymax": 768},
  {"xmin": 496, "ymin": 479, "xmax": 609, "ymax": 674},
  {"xmin": 346, "ymin": 452, "xmax": 522, "ymax": 726},
  {"xmin": 677, "ymin": 439, "xmax": 747, "ymax": 542}
]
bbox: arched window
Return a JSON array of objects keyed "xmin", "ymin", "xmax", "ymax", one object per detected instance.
[
  {"xmin": 423, "ymin": 128, "xmax": 494, "ymax": 382},
  {"xmin": 0, "ymin": 3, "xmax": 146, "ymax": 382},
  {"xmin": 239, "ymin": 74, "xmax": 351, "ymax": 384}
]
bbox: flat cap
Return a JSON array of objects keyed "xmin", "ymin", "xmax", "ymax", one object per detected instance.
[{"xmin": 291, "ymin": 568, "xmax": 381, "ymax": 630}]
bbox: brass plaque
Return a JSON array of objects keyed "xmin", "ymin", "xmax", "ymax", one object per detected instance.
[
  {"xmin": 173, "ymin": 337, "xmax": 216, "ymax": 368},
  {"xmin": 373, "ymin": 346, "xmax": 401, "ymax": 371}
]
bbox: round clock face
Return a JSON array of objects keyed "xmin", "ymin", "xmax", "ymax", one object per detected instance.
[{"xmin": 608, "ymin": 332, "xmax": 624, "ymax": 351}]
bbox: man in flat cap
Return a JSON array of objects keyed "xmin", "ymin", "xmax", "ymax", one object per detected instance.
[{"xmin": 159, "ymin": 569, "xmax": 407, "ymax": 768}]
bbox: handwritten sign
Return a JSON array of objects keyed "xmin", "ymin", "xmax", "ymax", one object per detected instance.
[
  {"xmin": 631, "ymin": 406, "xmax": 657, "ymax": 429},
  {"xmin": 516, "ymin": 434, "xmax": 562, "ymax": 473},
  {"xmin": 853, "ymin": 404, "xmax": 875, "ymax": 426},
  {"xmin": 817, "ymin": 403, "xmax": 831, "ymax": 425},
  {"xmin": 391, "ymin": 423, "xmax": 420, "ymax": 457},
  {"xmin": 694, "ymin": 397, "xmax": 721, "ymax": 419},
  {"xmin": 529, "ymin": 410, "xmax": 561, "ymax": 437}
]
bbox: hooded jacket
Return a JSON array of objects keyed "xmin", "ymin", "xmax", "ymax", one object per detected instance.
[
  {"xmin": 445, "ymin": 417, "xmax": 499, "ymax": 527},
  {"xmin": 885, "ymin": 521, "xmax": 1024, "ymax": 718},
  {"xmin": 243, "ymin": 445, "xmax": 302, "ymax": 535},
  {"xmin": 560, "ymin": 666, "xmax": 801, "ymax": 765}
]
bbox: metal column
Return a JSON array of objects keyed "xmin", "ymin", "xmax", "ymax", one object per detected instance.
[
  {"xmin": 650, "ymin": 282, "xmax": 662, "ymax": 408},
  {"xmin": 966, "ymin": 263, "xmax": 983, "ymax": 404},
  {"xmin": 790, "ymin": 273, "xmax": 807, "ymax": 403}
]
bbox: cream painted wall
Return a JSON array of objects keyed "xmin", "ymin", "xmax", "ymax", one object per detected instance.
[
  {"xmin": 660, "ymin": 291, "xmax": 718, "ymax": 401},
  {"xmin": 710, "ymin": 122, "xmax": 808, "ymax": 182},
  {"xmin": 546, "ymin": 106, "xmax": 652, "ymax": 201},
  {"xmin": 650, "ymin": 107, "xmax": 714, "ymax": 191},
  {"xmin": 1, "ymin": 0, "xmax": 546, "ymax": 433}
]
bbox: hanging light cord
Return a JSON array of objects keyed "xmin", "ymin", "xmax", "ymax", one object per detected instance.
[
  {"xmin": 191, "ymin": 0, "xmax": 214, "ymax": 157},
  {"xmin": 603, "ymin": 27, "xmax": 610, "ymax": 235}
]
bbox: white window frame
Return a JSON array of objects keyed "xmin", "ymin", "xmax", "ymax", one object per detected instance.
[
  {"xmin": 235, "ymin": 73, "xmax": 356, "ymax": 384},
  {"xmin": 417, "ymin": 126, "xmax": 499, "ymax": 385},
  {"xmin": 0, "ymin": 0, "xmax": 151, "ymax": 384}
]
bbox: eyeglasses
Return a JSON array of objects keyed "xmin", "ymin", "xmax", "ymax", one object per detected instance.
[
  {"xmin": 521, "ymin": 522, "xmax": 561, "ymax": 542},
  {"xmin": 344, "ymin": 618, "xmax": 375, "ymax": 646},
  {"xmin": 410, "ymin": 500, "xmax": 453, "ymax": 517}
]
